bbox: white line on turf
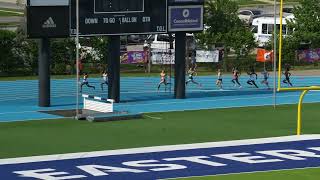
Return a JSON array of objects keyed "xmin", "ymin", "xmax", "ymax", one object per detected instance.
[
  {"xmin": 0, "ymin": 9, "xmax": 23, "ymax": 14},
  {"xmin": 0, "ymin": 135, "xmax": 319, "ymax": 165},
  {"xmin": 132, "ymin": 100, "xmax": 320, "ymax": 115},
  {"xmin": 144, "ymin": 114, "xmax": 162, "ymax": 120}
]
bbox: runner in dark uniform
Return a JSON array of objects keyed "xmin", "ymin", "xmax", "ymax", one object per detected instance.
[
  {"xmin": 186, "ymin": 67, "xmax": 202, "ymax": 87},
  {"xmin": 80, "ymin": 73, "xmax": 95, "ymax": 93},
  {"xmin": 247, "ymin": 67, "xmax": 259, "ymax": 88},
  {"xmin": 283, "ymin": 67, "xmax": 293, "ymax": 87},
  {"xmin": 231, "ymin": 67, "xmax": 242, "ymax": 88}
]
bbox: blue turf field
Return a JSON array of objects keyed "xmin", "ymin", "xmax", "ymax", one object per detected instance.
[{"xmin": 0, "ymin": 75, "xmax": 319, "ymax": 122}]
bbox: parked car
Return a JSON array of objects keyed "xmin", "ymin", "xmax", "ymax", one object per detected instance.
[
  {"xmin": 145, "ymin": 33, "xmax": 195, "ymax": 50},
  {"xmin": 127, "ymin": 35, "xmax": 148, "ymax": 44},
  {"xmin": 238, "ymin": 9, "xmax": 263, "ymax": 25},
  {"xmin": 283, "ymin": 7, "xmax": 294, "ymax": 14}
]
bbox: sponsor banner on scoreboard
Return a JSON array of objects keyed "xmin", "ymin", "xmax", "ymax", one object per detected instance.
[
  {"xmin": 27, "ymin": 6, "xmax": 69, "ymax": 38},
  {"xmin": 1, "ymin": 135, "xmax": 320, "ymax": 180},
  {"xmin": 298, "ymin": 49, "xmax": 320, "ymax": 62},
  {"xmin": 168, "ymin": 5, "xmax": 204, "ymax": 32},
  {"xmin": 196, "ymin": 50, "xmax": 219, "ymax": 62},
  {"xmin": 151, "ymin": 49, "xmax": 175, "ymax": 64}
]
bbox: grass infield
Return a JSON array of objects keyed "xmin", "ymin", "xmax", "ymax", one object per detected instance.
[
  {"xmin": 1, "ymin": 103, "xmax": 320, "ymax": 178},
  {"xmin": 0, "ymin": 8, "xmax": 23, "ymax": 17},
  {"xmin": 176, "ymin": 168, "xmax": 320, "ymax": 180},
  {"xmin": 0, "ymin": 103, "xmax": 320, "ymax": 159}
]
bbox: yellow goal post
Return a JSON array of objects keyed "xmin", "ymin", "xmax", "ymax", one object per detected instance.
[{"xmin": 277, "ymin": 0, "xmax": 320, "ymax": 135}]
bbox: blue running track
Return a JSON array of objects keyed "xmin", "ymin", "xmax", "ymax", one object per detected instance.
[{"xmin": 0, "ymin": 75, "xmax": 319, "ymax": 122}]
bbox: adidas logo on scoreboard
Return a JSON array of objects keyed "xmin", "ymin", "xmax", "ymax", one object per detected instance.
[{"xmin": 42, "ymin": 17, "xmax": 56, "ymax": 28}]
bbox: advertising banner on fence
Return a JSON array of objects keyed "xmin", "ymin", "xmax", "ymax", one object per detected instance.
[
  {"xmin": 121, "ymin": 51, "xmax": 146, "ymax": 64},
  {"xmin": 196, "ymin": 50, "xmax": 219, "ymax": 62},
  {"xmin": 298, "ymin": 49, "xmax": 320, "ymax": 62},
  {"xmin": 151, "ymin": 49, "xmax": 175, "ymax": 64}
]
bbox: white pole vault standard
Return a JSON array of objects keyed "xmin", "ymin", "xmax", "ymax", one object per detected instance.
[{"xmin": 82, "ymin": 94, "xmax": 114, "ymax": 113}]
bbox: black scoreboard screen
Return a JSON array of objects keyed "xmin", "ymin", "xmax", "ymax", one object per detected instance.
[{"xmin": 95, "ymin": 0, "xmax": 144, "ymax": 13}]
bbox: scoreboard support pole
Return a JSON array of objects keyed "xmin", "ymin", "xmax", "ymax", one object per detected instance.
[
  {"xmin": 108, "ymin": 36, "xmax": 121, "ymax": 103},
  {"xmin": 174, "ymin": 32, "xmax": 186, "ymax": 99},
  {"xmin": 38, "ymin": 38, "xmax": 51, "ymax": 107}
]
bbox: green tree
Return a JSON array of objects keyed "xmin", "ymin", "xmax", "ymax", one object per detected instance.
[
  {"xmin": 49, "ymin": 36, "xmax": 108, "ymax": 75},
  {"xmin": 287, "ymin": 0, "xmax": 320, "ymax": 48},
  {"xmin": 77, "ymin": 36, "xmax": 109, "ymax": 73},
  {"xmin": 13, "ymin": 28, "xmax": 38, "ymax": 75},
  {"xmin": 269, "ymin": 0, "xmax": 320, "ymax": 66},
  {"xmin": 196, "ymin": 0, "xmax": 256, "ymax": 70},
  {"xmin": 288, "ymin": 0, "xmax": 320, "ymax": 33},
  {"xmin": 225, "ymin": 26, "xmax": 256, "ymax": 57},
  {"xmin": 50, "ymin": 39, "xmax": 73, "ymax": 74},
  {"xmin": 0, "ymin": 30, "xmax": 16, "ymax": 75}
]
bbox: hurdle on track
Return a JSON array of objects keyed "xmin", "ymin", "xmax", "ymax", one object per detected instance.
[{"xmin": 82, "ymin": 94, "xmax": 114, "ymax": 113}]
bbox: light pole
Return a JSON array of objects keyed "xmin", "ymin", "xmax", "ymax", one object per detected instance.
[{"xmin": 76, "ymin": 0, "xmax": 80, "ymax": 118}]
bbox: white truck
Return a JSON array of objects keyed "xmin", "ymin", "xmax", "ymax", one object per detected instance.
[{"xmin": 251, "ymin": 14, "xmax": 294, "ymax": 47}]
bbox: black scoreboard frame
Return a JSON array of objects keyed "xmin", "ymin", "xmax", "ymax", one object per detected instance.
[{"xmin": 69, "ymin": 0, "xmax": 168, "ymax": 37}]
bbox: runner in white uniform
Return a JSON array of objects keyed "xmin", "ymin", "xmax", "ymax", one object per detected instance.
[{"xmin": 100, "ymin": 71, "xmax": 108, "ymax": 91}]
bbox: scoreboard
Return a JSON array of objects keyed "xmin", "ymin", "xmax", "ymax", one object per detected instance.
[{"xmin": 70, "ymin": 0, "xmax": 167, "ymax": 36}]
